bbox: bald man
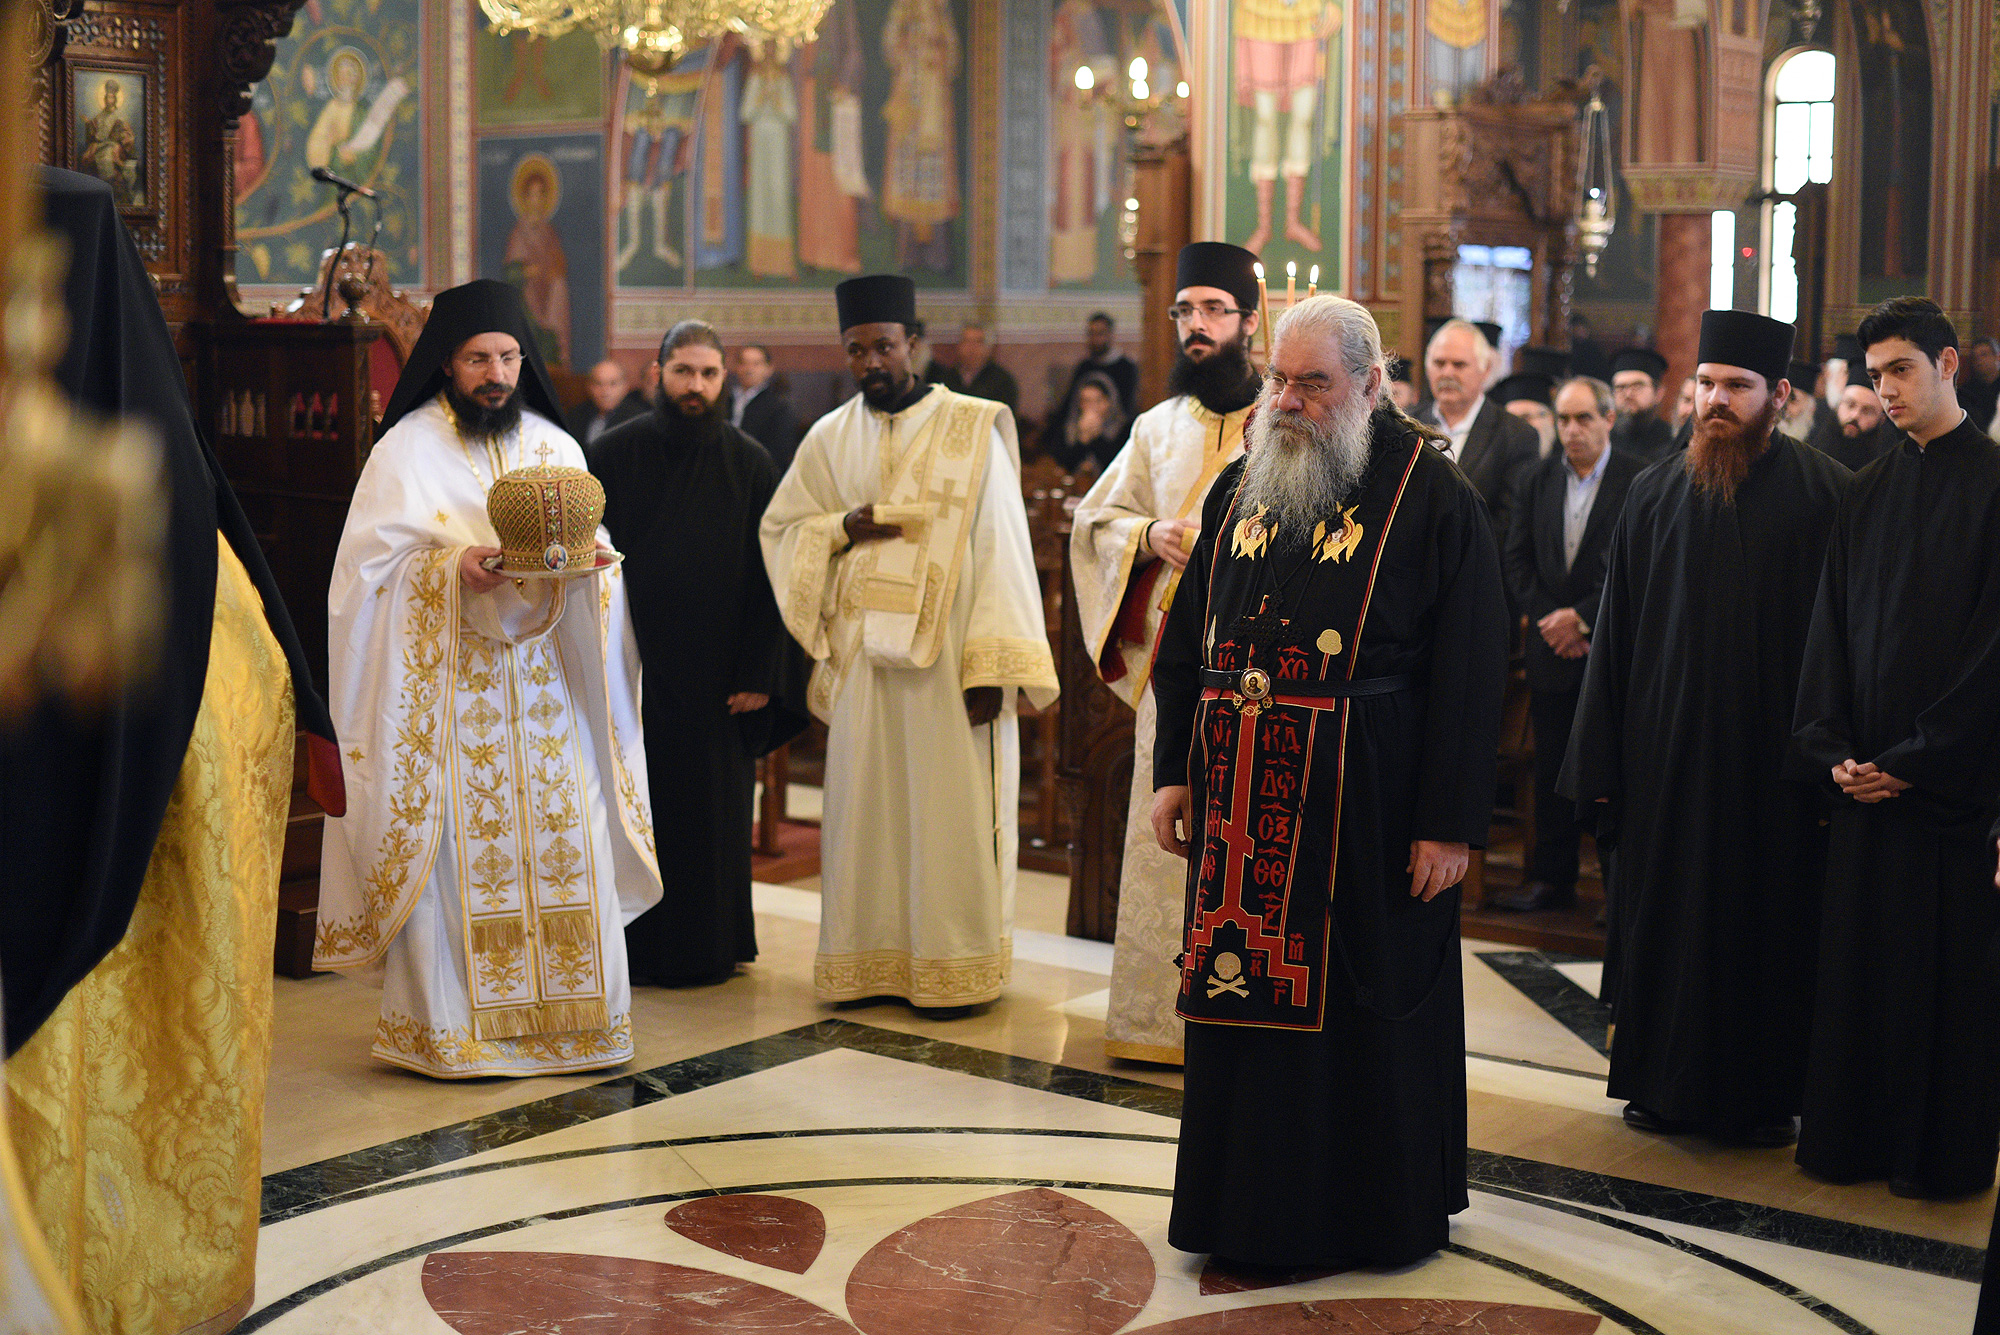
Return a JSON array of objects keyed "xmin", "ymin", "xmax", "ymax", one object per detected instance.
[{"xmin": 565, "ymin": 358, "xmax": 650, "ymax": 444}]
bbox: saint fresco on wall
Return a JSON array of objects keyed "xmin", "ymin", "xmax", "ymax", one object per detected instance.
[
  {"xmin": 234, "ymin": 0, "xmax": 421, "ymax": 290},
  {"xmin": 1222, "ymin": 0, "xmax": 1342, "ymax": 279},
  {"xmin": 479, "ymin": 133, "xmax": 606, "ymax": 370},
  {"xmin": 1048, "ymin": 0, "xmax": 1183, "ymax": 290},
  {"xmin": 476, "ymin": 29, "xmax": 608, "ymax": 127},
  {"xmin": 611, "ymin": 0, "xmax": 970, "ymax": 291}
]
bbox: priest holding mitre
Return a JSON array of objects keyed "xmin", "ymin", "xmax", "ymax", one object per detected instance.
[{"xmin": 317, "ymin": 279, "xmax": 662, "ymax": 1078}]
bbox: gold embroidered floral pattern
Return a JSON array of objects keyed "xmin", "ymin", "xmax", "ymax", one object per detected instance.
[
  {"xmin": 316, "ymin": 549, "xmax": 456, "ymax": 964},
  {"xmin": 455, "ymin": 631, "xmax": 606, "ymax": 1040},
  {"xmin": 813, "ymin": 944, "xmax": 1014, "ymax": 1006},
  {"xmin": 372, "ymin": 1011, "xmax": 634, "ymax": 1078},
  {"xmin": 961, "ymin": 637, "xmax": 1059, "ymax": 694},
  {"xmin": 8, "ymin": 537, "xmax": 294, "ymax": 1332}
]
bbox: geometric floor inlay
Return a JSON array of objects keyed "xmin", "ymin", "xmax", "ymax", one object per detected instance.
[{"xmin": 245, "ymin": 1021, "xmax": 1981, "ymax": 1335}]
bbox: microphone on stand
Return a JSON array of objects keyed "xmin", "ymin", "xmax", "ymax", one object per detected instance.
[
  {"xmin": 314, "ymin": 166, "xmax": 379, "ymax": 319},
  {"xmin": 310, "ymin": 165, "xmax": 378, "ymax": 198}
]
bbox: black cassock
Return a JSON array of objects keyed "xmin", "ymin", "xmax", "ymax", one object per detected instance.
[
  {"xmin": 590, "ymin": 409, "xmax": 808, "ymax": 985},
  {"xmin": 1560, "ymin": 436, "xmax": 1848, "ymax": 1126},
  {"xmin": 1611, "ymin": 413, "xmax": 1676, "ymax": 466},
  {"xmin": 1154, "ymin": 413, "xmax": 1507, "ymax": 1267},
  {"xmin": 1807, "ymin": 412, "xmax": 1895, "ymax": 473},
  {"xmin": 1792, "ymin": 416, "xmax": 2000, "ymax": 1197}
]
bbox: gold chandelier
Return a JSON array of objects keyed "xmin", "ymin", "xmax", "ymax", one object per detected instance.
[{"xmin": 478, "ymin": 0, "xmax": 835, "ymax": 69}]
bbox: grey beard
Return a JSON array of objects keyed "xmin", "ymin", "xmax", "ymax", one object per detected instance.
[{"xmin": 1236, "ymin": 392, "xmax": 1374, "ymax": 531}]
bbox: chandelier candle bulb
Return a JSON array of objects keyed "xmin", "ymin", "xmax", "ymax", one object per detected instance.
[
  {"xmin": 1307, "ymin": 264, "xmax": 1319, "ymax": 298},
  {"xmin": 1286, "ymin": 260, "xmax": 1296, "ymax": 307},
  {"xmin": 1075, "ymin": 64, "xmax": 1093, "ymax": 91},
  {"xmin": 1129, "ymin": 55, "xmax": 1147, "ymax": 81}
]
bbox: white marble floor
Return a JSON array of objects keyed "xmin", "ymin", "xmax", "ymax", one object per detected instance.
[{"xmin": 252, "ymin": 878, "xmax": 1990, "ymax": 1334}]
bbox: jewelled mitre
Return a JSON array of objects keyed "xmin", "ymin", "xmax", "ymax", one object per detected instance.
[{"xmin": 485, "ymin": 463, "xmax": 604, "ymax": 574}]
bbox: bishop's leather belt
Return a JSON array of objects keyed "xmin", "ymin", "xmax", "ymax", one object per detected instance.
[{"xmin": 1198, "ymin": 668, "xmax": 1416, "ymax": 701}]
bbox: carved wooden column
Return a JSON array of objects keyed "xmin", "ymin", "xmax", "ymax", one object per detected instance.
[
  {"xmin": 1130, "ymin": 137, "xmax": 1191, "ymax": 409},
  {"xmin": 1395, "ymin": 76, "xmax": 1580, "ymax": 375},
  {"xmin": 205, "ymin": 0, "xmax": 307, "ymax": 321}
]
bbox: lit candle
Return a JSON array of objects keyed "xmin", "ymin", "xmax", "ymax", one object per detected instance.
[
  {"xmin": 1253, "ymin": 263, "xmax": 1269, "ymax": 356},
  {"xmin": 1307, "ymin": 264, "xmax": 1319, "ymax": 299},
  {"xmin": 1285, "ymin": 260, "xmax": 1296, "ymax": 308}
]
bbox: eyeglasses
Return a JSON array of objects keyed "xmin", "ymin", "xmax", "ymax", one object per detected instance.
[
  {"xmin": 1263, "ymin": 371, "xmax": 1336, "ymax": 401},
  {"xmin": 1168, "ymin": 302, "xmax": 1248, "ymax": 325},
  {"xmin": 455, "ymin": 351, "xmax": 523, "ymax": 372}
]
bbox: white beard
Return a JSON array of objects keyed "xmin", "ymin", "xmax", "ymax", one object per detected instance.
[{"xmin": 1236, "ymin": 390, "xmax": 1374, "ymax": 532}]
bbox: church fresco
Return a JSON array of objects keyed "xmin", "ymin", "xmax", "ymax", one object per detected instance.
[
  {"xmin": 477, "ymin": 132, "xmax": 607, "ymax": 371},
  {"xmin": 1848, "ymin": 0, "xmax": 1931, "ymax": 303},
  {"xmin": 610, "ymin": 0, "xmax": 972, "ymax": 291},
  {"xmin": 476, "ymin": 30, "xmax": 609, "ymax": 128},
  {"xmin": 1048, "ymin": 0, "xmax": 1184, "ymax": 291},
  {"xmin": 233, "ymin": 0, "xmax": 422, "ymax": 290},
  {"xmin": 1220, "ymin": 0, "xmax": 1343, "ymax": 285}
]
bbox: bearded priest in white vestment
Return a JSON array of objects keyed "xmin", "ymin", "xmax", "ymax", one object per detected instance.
[
  {"xmin": 762, "ymin": 275, "xmax": 1058, "ymax": 1015},
  {"xmin": 316, "ymin": 280, "xmax": 662, "ymax": 1078},
  {"xmin": 1071, "ymin": 242, "xmax": 1265, "ymax": 1065}
]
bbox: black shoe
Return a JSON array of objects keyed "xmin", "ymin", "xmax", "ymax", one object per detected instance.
[
  {"xmin": 1622, "ymin": 1103, "xmax": 1692, "ymax": 1134},
  {"xmin": 1710, "ymin": 1118, "xmax": 1797, "ymax": 1148},
  {"xmin": 914, "ymin": 1004, "xmax": 972, "ymax": 1020},
  {"xmin": 1488, "ymin": 881, "xmax": 1577, "ymax": 912},
  {"xmin": 1890, "ymin": 1176, "xmax": 1991, "ymax": 1202}
]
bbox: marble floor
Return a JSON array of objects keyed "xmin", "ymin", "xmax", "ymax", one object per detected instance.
[{"xmin": 256, "ymin": 875, "xmax": 1990, "ymax": 1334}]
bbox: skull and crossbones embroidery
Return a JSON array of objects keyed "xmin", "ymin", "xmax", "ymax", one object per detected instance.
[{"xmin": 1207, "ymin": 951, "xmax": 1250, "ymax": 998}]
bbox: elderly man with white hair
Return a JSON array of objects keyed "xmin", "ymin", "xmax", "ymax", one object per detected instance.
[
  {"xmin": 1150, "ymin": 295, "xmax": 1509, "ymax": 1268},
  {"xmin": 1420, "ymin": 317, "xmax": 1541, "ymax": 546}
]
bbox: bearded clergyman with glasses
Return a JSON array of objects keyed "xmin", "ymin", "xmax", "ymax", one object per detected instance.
[{"xmin": 1069, "ymin": 242, "xmax": 1265, "ymax": 1067}]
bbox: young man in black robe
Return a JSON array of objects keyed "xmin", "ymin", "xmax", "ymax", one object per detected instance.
[
  {"xmin": 589, "ymin": 320, "xmax": 807, "ymax": 985},
  {"xmin": 1792, "ymin": 297, "xmax": 2000, "ymax": 1199},
  {"xmin": 1560, "ymin": 309, "xmax": 1848, "ymax": 1144},
  {"xmin": 1151, "ymin": 295, "xmax": 1507, "ymax": 1268}
]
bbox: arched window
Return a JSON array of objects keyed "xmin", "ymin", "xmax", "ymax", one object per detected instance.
[{"xmin": 1764, "ymin": 49, "xmax": 1836, "ymax": 323}]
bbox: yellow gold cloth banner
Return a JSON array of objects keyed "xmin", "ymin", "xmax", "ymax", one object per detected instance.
[
  {"xmin": 1426, "ymin": 0, "xmax": 1486, "ymax": 50},
  {"xmin": 6, "ymin": 535, "xmax": 294, "ymax": 1335}
]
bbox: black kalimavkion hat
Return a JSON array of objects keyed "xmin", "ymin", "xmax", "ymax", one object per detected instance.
[
  {"xmin": 834, "ymin": 274, "xmax": 918, "ymax": 332},
  {"xmin": 1611, "ymin": 347, "xmax": 1669, "ymax": 382},
  {"xmin": 1492, "ymin": 373, "xmax": 1555, "ymax": 409},
  {"xmin": 1175, "ymin": 242, "xmax": 1261, "ymax": 313},
  {"xmin": 1697, "ymin": 309, "xmax": 1795, "ymax": 385}
]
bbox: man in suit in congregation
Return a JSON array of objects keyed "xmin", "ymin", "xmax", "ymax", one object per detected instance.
[
  {"xmin": 565, "ymin": 359, "xmax": 651, "ymax": 445},
  {"xmin": 1496, "ymin": 375, "xmax": 1643, "ymax": 913},
  {"xmin": 1420, "ymin": 318, "xmax": 1540, "ymax": 548},
  {"xmin": 731, "ymin": 343, "xmax": 802, "ymax": 473}
]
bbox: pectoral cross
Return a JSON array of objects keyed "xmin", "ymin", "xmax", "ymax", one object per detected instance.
[{"xmin": 535, "ymin": 440, "xmax": 554, "ymax": 466}]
